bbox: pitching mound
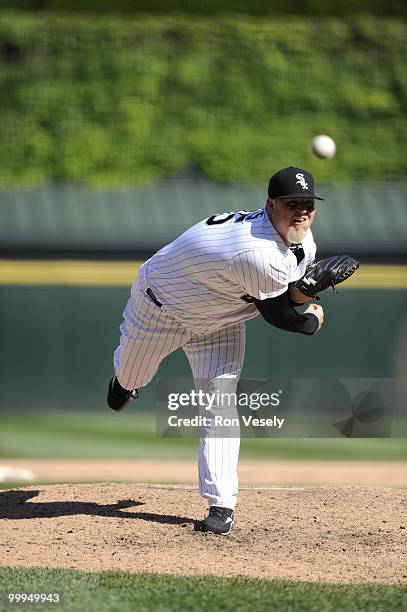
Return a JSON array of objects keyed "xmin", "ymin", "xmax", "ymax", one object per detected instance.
[{"xmin": 1, "ymin": 484, "xmax": 405, "ymax": 584}]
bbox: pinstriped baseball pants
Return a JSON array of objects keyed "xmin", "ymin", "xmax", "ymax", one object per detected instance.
[{"xmin": 113, "ymin": 276, "xmax": 245, "ymax": 511}]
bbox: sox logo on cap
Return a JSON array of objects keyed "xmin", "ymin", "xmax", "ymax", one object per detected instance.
[{"xmin": 296, "ymin": 173, "xmax": 308, "ymax": 190}]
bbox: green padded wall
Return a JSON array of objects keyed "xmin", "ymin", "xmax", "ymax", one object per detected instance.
[{"xmin": 1, "ymin": 285, "xmax": 405, "ymax": 411}]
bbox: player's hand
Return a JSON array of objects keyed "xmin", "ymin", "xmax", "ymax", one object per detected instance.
[{"xmin": 304, "ymin": 303, "xmax": 324, "ymax": 332}]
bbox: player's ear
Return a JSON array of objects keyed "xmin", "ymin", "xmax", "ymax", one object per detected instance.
[{"xmin": 267, "ymin": 197, "xmax": 273, "ymax": 211}]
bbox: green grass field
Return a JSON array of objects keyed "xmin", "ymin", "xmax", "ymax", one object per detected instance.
[
  {"xmin": 0, "ymin": 568, "xmax": 405, "ymax": 612},
  {"xmin": 0, "ymin": 412, "xmax": 406, "ymax": 461}
]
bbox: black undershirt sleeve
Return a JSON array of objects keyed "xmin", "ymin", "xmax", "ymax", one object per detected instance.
[
  {"xmin": 288, "ymin": 295, "xmax": 304, "ymax": 308},
  {"xmin": 252, "ymin": 291, "xmax": 319, "ymax": 335}
]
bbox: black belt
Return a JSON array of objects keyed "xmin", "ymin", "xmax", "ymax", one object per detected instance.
[{"xmin": 146, "ymin": 288, "xmax": 162, "ymax": 308}]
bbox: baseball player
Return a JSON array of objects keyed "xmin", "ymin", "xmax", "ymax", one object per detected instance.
[{"xmin": 107, "ymin": 166, "xmax": 357, "ymax": 535}]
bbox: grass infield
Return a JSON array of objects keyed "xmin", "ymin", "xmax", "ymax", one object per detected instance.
[
  {"xmin": 0, "ymin": 412, "xmax": 406, "ymax": 460},
  {"xmin": 0, "ymin": 568, "xmax": 406, "ymax": 612}
]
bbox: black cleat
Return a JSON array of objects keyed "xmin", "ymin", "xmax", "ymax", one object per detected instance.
[
  {"xmin": 107, "ymin": 376, "xmax": 138, "ymax": 412},
  {"xmin": 199, "ymin": 506, "xmax": 234, "ymax": 535}
]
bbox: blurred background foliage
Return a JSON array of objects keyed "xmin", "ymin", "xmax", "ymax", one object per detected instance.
[{"xmin": 0, "ymin": 11, "xmax": 406, "ymax": 186}]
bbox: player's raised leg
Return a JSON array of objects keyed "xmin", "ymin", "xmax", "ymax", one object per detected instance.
[{"xmin": 108, "ymin": 283, "xmax": 192, "ymax": 411}]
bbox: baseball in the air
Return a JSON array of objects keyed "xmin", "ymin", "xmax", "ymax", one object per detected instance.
[{"xmin": 311, "ymin": 134, "xmax": 336, "ymax": 159}]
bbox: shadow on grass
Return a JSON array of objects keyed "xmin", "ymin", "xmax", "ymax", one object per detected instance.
[{"xmin": 0, "ymin": 489, "xmax": 197, "ymax": 526}]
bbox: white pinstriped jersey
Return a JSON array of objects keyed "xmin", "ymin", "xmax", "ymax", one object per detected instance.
[{"xmin": 138, "ymin": 207, "xmax": 316, "ymax": 334}]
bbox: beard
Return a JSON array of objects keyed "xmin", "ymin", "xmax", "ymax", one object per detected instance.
[{"xmin": 286, "ymin": 226, "xmax": 308, "ymax": 244}]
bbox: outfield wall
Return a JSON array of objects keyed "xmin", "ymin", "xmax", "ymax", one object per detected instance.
[{"xmin": 1, "ymin": 279, "xmax": 405, "ymax": 411}]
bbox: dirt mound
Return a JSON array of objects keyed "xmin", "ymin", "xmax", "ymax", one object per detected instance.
[{"xmin": 1, "ymin": 484, "xmax": 405, "ymax": 584}]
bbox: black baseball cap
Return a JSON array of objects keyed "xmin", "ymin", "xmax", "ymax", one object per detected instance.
[{"xmin": 268, "ymin": 166, "xmax": 324, "ymax": 200}]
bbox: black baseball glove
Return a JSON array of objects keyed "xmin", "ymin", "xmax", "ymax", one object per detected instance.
[{"xmin": 291, "ymin": 255, "xmax": 359, "ymax": 299}]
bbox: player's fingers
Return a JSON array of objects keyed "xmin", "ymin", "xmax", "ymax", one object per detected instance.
[
  {"xmin": 307, "ymin": 303, "xmax": 323, "ymax": 314},
  {"xmin": 305, "ymin": 303, "xmax": 324, "ymax": 327}
]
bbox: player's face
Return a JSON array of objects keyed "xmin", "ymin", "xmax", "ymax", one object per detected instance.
[{"xmin": 267, "ymin": 198, "xmax": 316, "ymax": 245}]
